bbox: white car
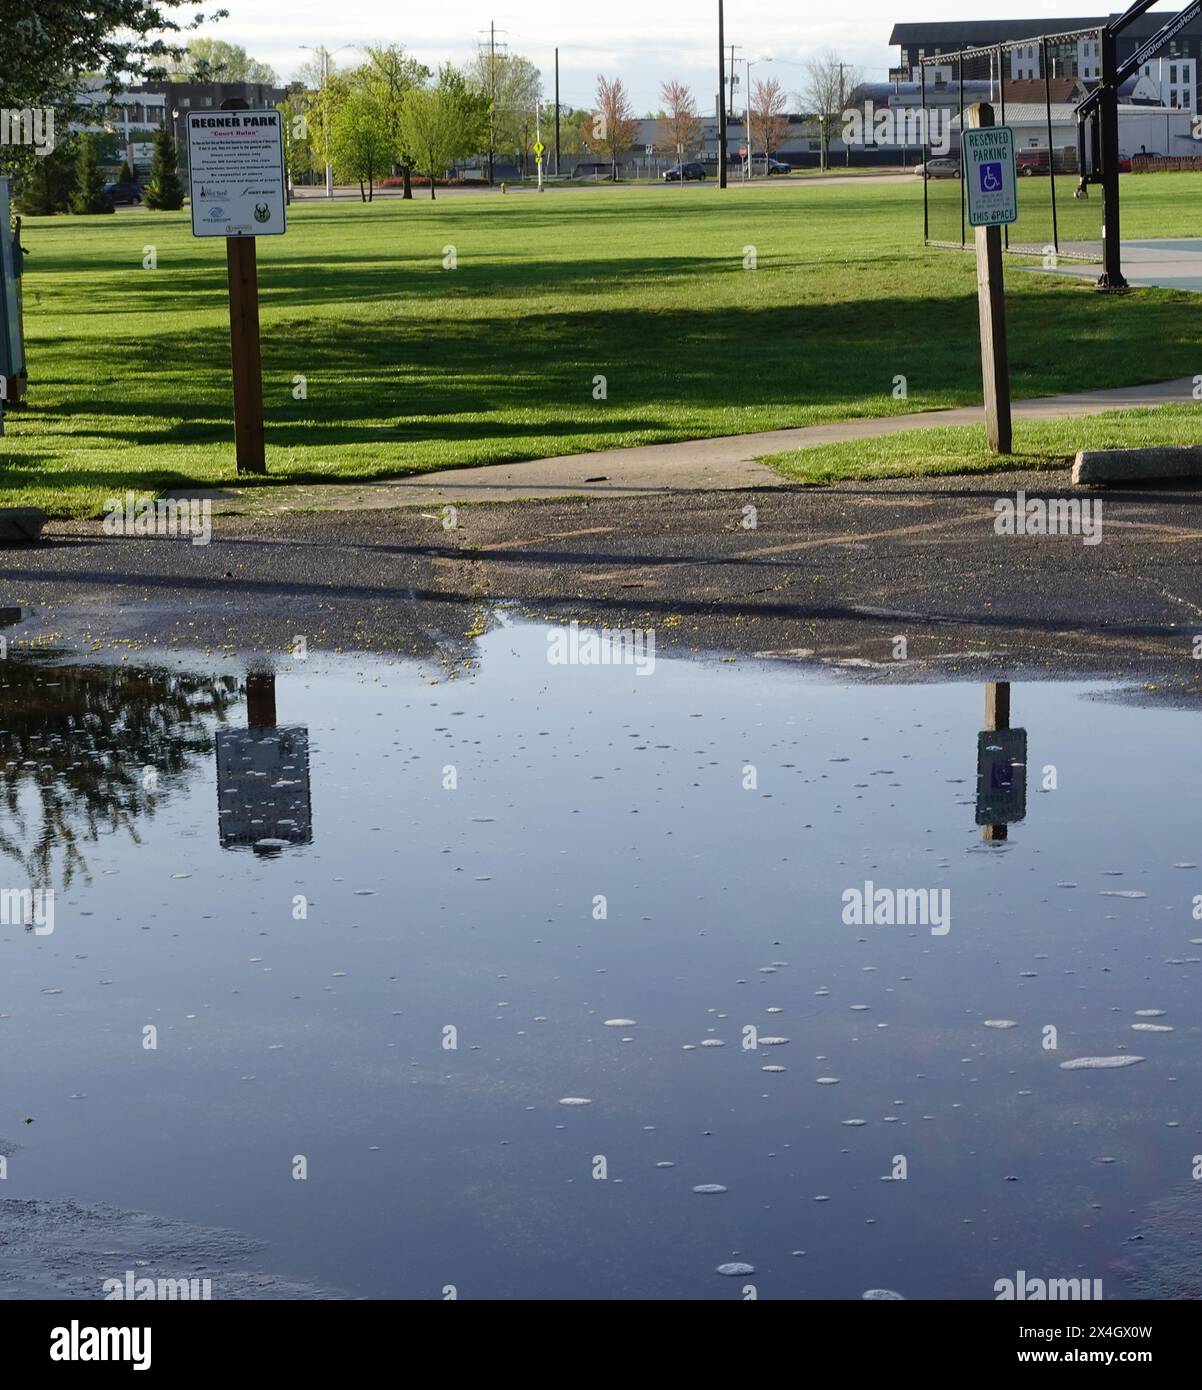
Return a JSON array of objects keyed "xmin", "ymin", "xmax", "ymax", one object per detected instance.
[{"xmin": 915, "ymin": 157, "xmax": 961, "ymax": 179}]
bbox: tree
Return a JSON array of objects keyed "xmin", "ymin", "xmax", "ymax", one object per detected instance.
[
  {"xmin": 398, "ymin": 67, "xmax": 488, "ymax": 200},
  {"xmin": 70, "ymin": 134, "xmax": 114, "ymax": 214},
  {"xmin": 144, "ymin": 127, "xmax": 184, "ymax": 210},
  {"xmin": 469, "ymin": 50, "xmax": 541, "ymax": 182},
  {"xmin": 591, "ymin": 75, "xmax": 638, "ymax": 180},
  {"xmin": 750, "ymin": 76, "xmax": 790, "ymax": 160},
  {"xmin": 660, "ymin": 80, "xmax": 702, "ymax": 159},
  {"xmin": 118, "ymin": 159, "xmax": 136, "ymax": 184},
  {"xmin": 171, "ymin": 39, "xmax": 278, "ymax": 85},
  {"xmin": 17, "ymin": 139, "xmax": 76, "ymax": 215},
  {"xmin": 0, "ymin": 0, "xmax": 203, "ymax": 194},
  {"xmin": 279, "ymin": 93, "xmax": 318, "ymax": 189},
  {"xmin": 329, "ymin": 83, "xmax": 393, "ymax": 201},
  {"xmin": 802, "ymin": 52, "xmax": 861, "ymax": 172},
  {"xmin": 360, "ymin": 44, "xmax": 429, "ymax": 199},
  {"xmin": 555, "ymin": 108, "xmax": 589, "ymax": 160},
  {"xmin": 1, "ymin": 2, "xmax": 207, "ymax": 118}
]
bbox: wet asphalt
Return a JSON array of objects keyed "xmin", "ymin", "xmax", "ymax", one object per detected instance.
[{"xmin": 3, "ymin": 468, "xmax": 1202, "ymax": 691}]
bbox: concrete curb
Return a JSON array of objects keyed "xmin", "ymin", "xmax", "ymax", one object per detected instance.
[{"xmin": 1073, "ymin": 445, "xmax": 1202, "ymax": 485}]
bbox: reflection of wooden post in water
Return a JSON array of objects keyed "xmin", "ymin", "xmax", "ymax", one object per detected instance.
[
  {"xmin": 246, "ymin": 671, "xmax": 276, "ymax": 729},
  {"xmin": 216, "ymin": 669, "xmax": 312, "ymax": 851},
  {"xmin": 982, "ymin": 680, "xmax": 1009, "ymax": 842}
]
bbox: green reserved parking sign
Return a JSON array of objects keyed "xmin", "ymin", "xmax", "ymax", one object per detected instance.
[{"xmin": 962, "ymin": 125, "xmax": 1018, "ymax": 227}]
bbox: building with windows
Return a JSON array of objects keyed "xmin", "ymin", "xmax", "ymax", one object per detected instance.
[
  {"xmin": 890, "ymin": 13, "xmax": 1202, "ymax": 114},
  {"xmin": 74, "ymin": 78, "xmax": 291, "ymax": 176}
]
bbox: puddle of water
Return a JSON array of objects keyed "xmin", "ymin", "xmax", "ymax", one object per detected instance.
[{"xmin": 2, "ymin": 617, "xmax": 1201, "ymax": 1299}]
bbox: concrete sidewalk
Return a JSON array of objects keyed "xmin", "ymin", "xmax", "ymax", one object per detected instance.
[
  {"xmin": 181, "ymin": 376, "xmax": 1196, "ymax": 515},
  {"xmin": 1022, "ymin": 238, "xmax": 1202, "ymax": 293}
]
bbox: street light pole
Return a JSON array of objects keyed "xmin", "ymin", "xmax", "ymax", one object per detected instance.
[
  {"xmin": 300, "ymin": 44, "xmax": 354, "ymax": 198},
  {"xmin": 322, "ymin": 49, "xmax": 333, "ymax": 197}
]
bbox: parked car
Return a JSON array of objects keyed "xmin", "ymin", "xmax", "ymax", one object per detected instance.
[
  {"xmin": 913, "ymin": 157, "xmax": 961, "ymax": 179},
  {"xmin": 1016, "ymin": 150, "xmax": 1048, "ymax": 176},
  {"xmin": 104, "ymin": 179, "xmax": 143, "ymax": 205},
  {"xmin": 663, "ymin": 161, "xmax": 707, "ymax": 182},
  {"xmin": 743, "ymin": 154, "xmax": 792, "ymax": 176}
]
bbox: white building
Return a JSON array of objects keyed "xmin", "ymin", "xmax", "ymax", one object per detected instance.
[{"xmin": 1139, "ymin": 56, "xmax": 1197, "ymax": 111}]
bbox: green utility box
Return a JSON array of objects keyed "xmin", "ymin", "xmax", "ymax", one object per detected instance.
[{"xmin": 0, "ymin": 176, "xmax": 28, "ymax": 424}]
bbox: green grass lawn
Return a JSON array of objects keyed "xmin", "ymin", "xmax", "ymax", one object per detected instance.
[
  {"xmin": 4, "ymin": 174, "xmax": 1202, "ymax": 517},
  {"xmin": 762, "ymin": 403, "xmax": 1202, "ymax": 484}
]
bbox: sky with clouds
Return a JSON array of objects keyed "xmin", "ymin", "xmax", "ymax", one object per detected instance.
[{"xmin": 207, "ymin": 2, "xmax": 1120, "ymax": 109}]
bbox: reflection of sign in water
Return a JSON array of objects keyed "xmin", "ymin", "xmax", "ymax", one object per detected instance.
[
  {"xmin": 976, "ymin": 728, "xmax": 1027, "ymax": 826},
  {"xmin": 216, "ymin": 726, "xmax": 312, "ymax": 851}
]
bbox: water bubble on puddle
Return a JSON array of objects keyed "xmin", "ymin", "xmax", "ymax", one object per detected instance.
[
  {"xmin": 693, "ymin": 1184, "xmax": 727, "ymax": 1194},
  {"xmin": 699, "ymin": 1039, "xmax": 725, "ymax": 1048},
  {"xmin": 983, "ymin": 1020, "xmax": 1018, "ymax": 1029},
  {"xmin": 558, "ymin": 1097, "xmax": 593, "ymax": 1105},
  {"xmin": 656, "ymin": 1161, "xmax": 675, "ymax": 1168},
  {"xmin": 759, "ymin": 1037, "xmax": 790, "ymax": 1046},
  {"xmin": 717, "ymin": 1262, "xmax": 755, "ymax": 1276},
  {"xmin": 604, "ymin": 1019, "xmax": 636, "ymax": 1027},
  {"xmin": 842, "ymin": 1119, "xmax": 867, "ymax": 1127},
  {"xmin": 1099, "ymin": 891, "xmax": 1147, "ymax": 899},
  {"xmin": 1132, "ymin": 1023, "xmax": 1173, "ymax": 1032},
  {"xmin": 1135, "ymin": 1010, "xmax": 1167, "ymax": 1017},
  {"xmin": 761, "ymin": 1065, "xmax": 786, "ymax": 1073},
  {"xmin": 681, "ymin": 1044, "xmax": 697, "ymax": 1051},
  {"xmin": 1059, "ymin": 1056, "xmax": 1146, "ymax": 1070},
  {"xmin": 815, "ymin": 1077, "xmax": 840, "ymax": 1085},
  {"xmin": 862, "ymin": 1289, "xmax": 905, "ymax": 1300},
  {"xmin": 849, "ymin": 1005, "xmax": 870, "ymax": 1011}
]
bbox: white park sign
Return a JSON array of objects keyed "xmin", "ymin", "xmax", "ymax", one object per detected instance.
[
  {"xmin": 962, "ymin": 125, "xmax": 1018, "ymax": 227},
  {"xmin": 187, "ymin": 110, "xmax": 287, "ymax": 238}
]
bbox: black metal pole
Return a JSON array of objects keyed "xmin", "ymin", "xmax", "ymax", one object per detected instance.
[
  {"xmin": 1098, "ymin": 28, "xmax": 1128, "ymax": 289},
  {"xmin": 1042, "ymin": 39, "xmax": 1059, "ymax": 255},
  {"xmin": 921, "ymin": 62, "xmax": 929, "ymax": 242},
  {"xmin": 555, "ymin": 47, "xmax": 560, "ymax": 176},
  {"xmin": 959, "ymin": 52, "xmax": 966, "ymax": 247},
  {"xmin": 717, "ymin": 0, "xmax": 727, "ymax": 187}
]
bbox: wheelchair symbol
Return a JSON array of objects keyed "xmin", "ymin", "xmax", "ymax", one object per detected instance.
[{"xmin": 979, "ymin": 161, "xmax": 1003, "ymax": 193}]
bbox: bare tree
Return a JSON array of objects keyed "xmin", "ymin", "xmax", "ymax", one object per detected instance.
[
  {"xmin": 660, "ymin": 79, "xmax": 702, "ymax": 159},
  {"xmin": 591, "ymin": 74, "xmax": 638, "ymax": 180},
  {"xmin": 802, "ymin": 51, "xmax": 862, "ymax": 171},
  {"xmin": 750, "ymin": 76, "xmax": 789, "ymax": 158}
]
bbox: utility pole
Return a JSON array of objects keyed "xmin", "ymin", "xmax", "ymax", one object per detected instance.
[
  {"xmin": 490, "ymin": 22, "xmax": 497, "ymax": 184},
  {"xmin": 555, "ymin": 47, "xmax": 561, "ymax": 176},
  {"xmin": 717, "ymin": 0, "xmax": 727, "ymax": 187},
  {"xmin": 478, "ymin": 21, "xmax": 501, "ymax": 184}
]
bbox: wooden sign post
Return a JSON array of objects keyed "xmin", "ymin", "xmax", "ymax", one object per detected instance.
[
  {"xmin": 187, "ymin": 103, "xmax": 287, "ymax": 476},
  {"xmin": 963, "ymin": 105, "xmax": 1016, "ymax": 455},
  {"xmin": 226, "ymin": 237, "xmax": 266, "ymax": 473}
]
